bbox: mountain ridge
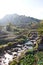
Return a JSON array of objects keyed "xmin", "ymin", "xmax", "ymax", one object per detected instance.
[{"xmin": 0, "ymin": 14, "xmax": 41, "ymax": 26}]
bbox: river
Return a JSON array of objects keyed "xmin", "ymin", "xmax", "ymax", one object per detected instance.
[{"xmin": 0, "ymin": 41, "xmax": 33, "ymax": 65}]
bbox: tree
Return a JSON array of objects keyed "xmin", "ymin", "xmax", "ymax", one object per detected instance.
[{"xmin": 6, "ymin": 22, "xmax": 12, "ymax": 31}]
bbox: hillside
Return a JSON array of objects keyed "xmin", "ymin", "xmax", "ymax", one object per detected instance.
[{"xmin": 0, "ymin": 14, "xmax": 40, "ymax": 28}]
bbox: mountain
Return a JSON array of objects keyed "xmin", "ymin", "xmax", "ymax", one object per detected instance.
[{"xmin": 0, "ymin": 14, "xmax": 40, "ymax": 27}]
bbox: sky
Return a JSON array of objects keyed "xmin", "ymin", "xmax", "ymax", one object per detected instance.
[{"xmin": 0, "ymin": 0, "xmax": 43, "ymax": 19}]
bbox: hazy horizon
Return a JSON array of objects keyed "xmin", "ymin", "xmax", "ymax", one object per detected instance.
[{"xmin": 0, "ymin": 0, "xmax": 43, "ymax": 19}]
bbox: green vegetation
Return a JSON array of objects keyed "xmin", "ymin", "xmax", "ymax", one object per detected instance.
[
  {"xmin": 9, "ymin": 50, "xmax": 35, "ymax": 65},
  {"xmin": 9, "ymin": 61, "xmax": 17, "ymax": 65},
  {"xmin": 19, "ymin": 54, "xmax": 35, "ymax": 65},
  {"xmin": 0, "ymin": 20, "xmax": 43, "ymax": 65},
  {"xmin": 35, "ymin": 52, "xmax": 43, "ymax": 65},
  {"xmin": 8, "ymin": 42, "xmax": 13, "ymax": 46},
  {"xmin": 37, "ymin": 21, "xmax": 43, "ymax": 35},
  {"xmin": 0, "ymin": 35, "xmax": 28, "ymax": 50}
]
